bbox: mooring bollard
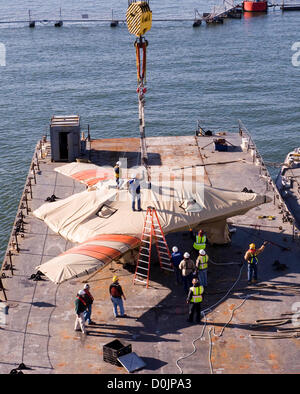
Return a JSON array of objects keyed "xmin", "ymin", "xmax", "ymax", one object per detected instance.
[
  {"xmin": 20, "ymin": 203, "xmax": 26, "ymax": 218},
  {"xmin": 6, "ymin": 250, "xmax": 14, "ymax": 276},
  {"xmin": 31, "ymin": 164, "xmax": 36, "ymax": 184},
  {"xmin": 35, "ymin": 153, "xmax": 40, "ymax": 171},
  {"xmin": 0, "ymin": 278, "xmax": 7, "ymax": 301},
  {"xmin": 14, "ymin": 230, "xmax": 20, "ymax": 253},
  {"xmin": 27, "ymin": 178, "xmax": 33, "ymax": 199},
  {"xmin": 23, "ymin": 190, "xmax": 29, "ymax": 215}
]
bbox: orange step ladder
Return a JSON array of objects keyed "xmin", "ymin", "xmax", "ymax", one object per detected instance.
[{"xmin": 133, "ymin": 206, "xmax": 173, "ymax": 288}]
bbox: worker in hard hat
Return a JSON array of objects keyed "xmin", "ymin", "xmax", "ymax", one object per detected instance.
[
  {"xmin": 114, "ymin": 161, "xmax": 122, "ymax": 188},
  {"xmin": 195, "ymin": 249, "xmax": 209, "ymax": 287},
  {"xmin": 186, "ymin": 277, "xmax": 204, "ymax": 324},
  {"xmin": 109, "ymin": 276, "xmax": 127, "ymax": 318},
  {"xmin": 193, "ymin": 229, "xmax": 206, "ymax": 251},
  {"xmin": 82, "ymin": 283, "xmax": 96, "ymax": 325},
  {"xmin": 74, "ymin": 290, "xmax": 88, "ymax": 334},
  {"xmin": 179, "ymin": 252, "xmax": 195, "ymax": 294},
  {"xmin": 244, "ymin": 241, "xmax": 268, "ymax": 284},
  {"xmin": 128, "ymin": 173, "xmax": 142, "ymax": 211},
  {"xmin": 170, "ymin": 246, "xmax": 183, "ymax": 284}
]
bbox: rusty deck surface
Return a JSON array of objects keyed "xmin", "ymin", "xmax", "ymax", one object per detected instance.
[{"xmin": 0, "ymin": 132, "xmax": 300, "ymax": 374}]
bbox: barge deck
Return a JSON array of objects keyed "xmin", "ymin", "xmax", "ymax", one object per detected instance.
[{"xmin": 0, "ymin": 128, "xmax": 299, "ymax": 374}]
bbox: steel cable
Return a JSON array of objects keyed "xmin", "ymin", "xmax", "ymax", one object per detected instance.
[{"xmin": 175, "ymin": 263, "xmax": 245, "ymax": 373}]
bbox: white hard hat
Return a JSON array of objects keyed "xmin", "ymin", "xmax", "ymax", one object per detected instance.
[
  {"xmin": 83, "ymin": 283, "xmax": 90, "ymax": 289},
  {"xmin": 116, "ymin": 161, "xmax": 121, "ymax": 166},
  {"xmin": 78, "ymin": 290, "xmax": 85, "ymax": 296},
  {"xmin": 199, "ymin": 249, "xmax": 206, "ymax": 256},
  {"xmin": 183, "ymin": 252, "xmax": 190, "ymax": 259},
  {"xmin": 172, "ymin": 246, "xmax": 178, "ymax": 253},
  {"xmin": 131, "ymin": 173, "xmax": 137, "ymax": 178}
]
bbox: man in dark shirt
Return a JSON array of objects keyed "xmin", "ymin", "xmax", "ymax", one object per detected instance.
[
  {"xmin": 109, "ymin": 276, "xmax": 127, "ymax": 318},
  {"xmin": 74, "ymin": 290, "xmax": 87, "ymax": 333},
  {"xmin": 171, "ymin": 246, "xmax": 183, "ymax": 284}
]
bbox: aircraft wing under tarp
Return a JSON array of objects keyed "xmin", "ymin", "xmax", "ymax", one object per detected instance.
[
  {"xmin": 34, "ymin": 162, "xmax": 271, "ymax": 283},
  {"xmin": 36, "ymin": 234, "xmax": 140, "ymax": 284}
]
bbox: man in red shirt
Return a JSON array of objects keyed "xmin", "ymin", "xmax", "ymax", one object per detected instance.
[{"xmin": 109, "ymin": 276, "xmax": 127, "ymax": 318}]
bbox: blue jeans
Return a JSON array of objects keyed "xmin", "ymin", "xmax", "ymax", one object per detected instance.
[
  {"xmin": 182, "ymin": 273, "xmax": 193, "ymax": 294},
  {"xmin": 248, "ymin": 263, "xmax": 258, "ymax": 282},
  {"xmin": 198, "ymin": 269, "xmax": 207, "ymax": 287},
  {"xmin": 84, "ymin": 304, "xmax": 92, "ymax": 323},
  {"xmin": 111, "ymin": 296, "xmax": 125, "ymax": 317},
  {"xmin": 131, "ymin": 193, "xmax": 141, "ymax": 211}
]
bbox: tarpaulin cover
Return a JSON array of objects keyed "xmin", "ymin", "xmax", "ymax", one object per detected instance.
[{"xmin": 34, "ymin": 164, "xmax": 270, "ymax": 283}]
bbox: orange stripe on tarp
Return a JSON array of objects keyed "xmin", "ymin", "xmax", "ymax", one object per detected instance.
[
  {"xmin": 80, "ymin": 234, "xmax": 141, "ymax": 247},
  {"xmin": 65, "ymin": 251, "xmax": 112, "ymax": 265},
  {"xmin": 86, "ymin": 176, "xmax": 112, "ymax": 186},
  {"xmin": 72, "ymin": 169, "xmax": 99, "ymax": 181},
  {"xmin": 62, "ymin": 245, "xmax": 121, "ymax": 261}
]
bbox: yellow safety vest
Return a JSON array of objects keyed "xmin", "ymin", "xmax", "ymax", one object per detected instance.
[
  {"xmin": 190, "ymin": 285, "xmax": 204, "ymax": 303},
  {"xmin": 114, "ymin": 166, "xmax": 120, "ymax": 179},
  {"xmin": 197, "ymin": 255, "xmax": 208, "ymax": 270},
  {"xmin": 193, "ymin": 235, "xmax": 206, "ymax": 250},
  {"xmin": 248, "ymin": 249, "xmax": 258, "ymax": 264}
]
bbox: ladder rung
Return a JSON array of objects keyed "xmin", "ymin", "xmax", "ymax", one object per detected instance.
[
  {"xmin": 161, "ymin": 264, "xmax": 172, "ymax": 268},
  {"xmin": 157, "ymin": 245, "xmax": 168, "ymax": 250},
  {"xmin": 142, "ymin": 240, "xmax": 151, "ymax": 244},
  {"xmin": 161, "ymin": 258, "xmax": 171, "ymax": 263},
  {"xmin": 140, "ymin": 252, "xmax": 149, "ymax": 257},
  {"xmin": 143, "ymin": 227, "xmax": 152, "ymax": 230},
  {"xmin": 134, "ymin": 278, "xmax": 148, "ymax": 284},
  {"xmin": 161, "ymin": 267, "xmax": 174, "ymax": 272},
  {"xmin": 154, "ymin": 234, "xmax": 164, "ymax": 238},
  {"xmin": 135, "ymin": 272, "xmax": 148, "ymax": 278},
  {"xmin": 159, "ymin": 252, "xmax": 170, "ymax": 256},
  {"xmin": 137, "ymin": 266, "xmax": 148, "ymax": 271},
  {"xmin": 138, "ymin": 259, "xmax": 149, "ymax": 264},
  {"xmin": 140, "ymin": 246, "xmax": 150, "ymax": 250}
]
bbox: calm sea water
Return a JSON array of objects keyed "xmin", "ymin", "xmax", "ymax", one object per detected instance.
[{"xmin": 0, "ymin": 1, "xmax": 299, "ymax": 262}]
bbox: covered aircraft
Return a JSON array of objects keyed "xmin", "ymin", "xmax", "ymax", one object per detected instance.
[{"xmin": 34, "ymin": 163, "xmax": 270, "ymax": 283}]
